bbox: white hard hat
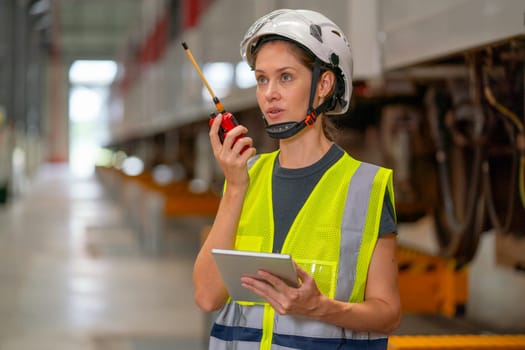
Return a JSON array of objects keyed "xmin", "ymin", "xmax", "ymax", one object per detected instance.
[{"xmin": 240, "ymin": 9, "xmax": 353, "ymax": 115}]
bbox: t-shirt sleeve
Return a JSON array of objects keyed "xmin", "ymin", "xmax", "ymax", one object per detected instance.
[{"xmin": 379, "ymin": 190, "xmax": 397, "ymax": 237}]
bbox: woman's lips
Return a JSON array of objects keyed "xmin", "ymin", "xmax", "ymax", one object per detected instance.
[{"xmin": 266, "ymin": 107, "xmax": 284, "ymax": 119}]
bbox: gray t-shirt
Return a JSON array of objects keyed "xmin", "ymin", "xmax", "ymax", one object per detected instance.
[{"xmin": 272, "ymin": 144, "xmax": 396, "ymax": 253}]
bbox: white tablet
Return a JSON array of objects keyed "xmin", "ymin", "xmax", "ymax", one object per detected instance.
[{"xmin": 211, "ymin": 248, "xmax": 299, "ymax": 302}]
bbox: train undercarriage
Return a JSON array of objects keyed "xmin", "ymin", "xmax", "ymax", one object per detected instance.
[{"xmin": 337, "ymin": 38, "xmax": 525, "ymax": 269}]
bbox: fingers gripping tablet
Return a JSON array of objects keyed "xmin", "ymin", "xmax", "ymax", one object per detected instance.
[{"xmin": 211, "ymin": 248, "xmax": 299, "ymax": 302}]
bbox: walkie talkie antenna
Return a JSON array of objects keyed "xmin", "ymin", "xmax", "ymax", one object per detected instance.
[{"xmin": 181, "ymin": 42, "xmax": 225, "ymax": 113}]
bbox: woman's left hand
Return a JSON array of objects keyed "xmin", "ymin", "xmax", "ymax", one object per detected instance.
[{"xmin": 241, "ymin": 263, "xmax": 324, "ymax": 316}]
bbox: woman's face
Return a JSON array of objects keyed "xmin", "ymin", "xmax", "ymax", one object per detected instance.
[{"xmin": 254, "ymin": 40, "xmax": 312, "ymax": 125}]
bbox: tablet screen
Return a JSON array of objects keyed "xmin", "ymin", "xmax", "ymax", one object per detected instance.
[{"xmin": 211, "ymin": 248, "xmax": 299, "ymax": 302}]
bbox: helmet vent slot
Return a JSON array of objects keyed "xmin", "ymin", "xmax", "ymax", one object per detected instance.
[{"xmin": 310, "ymin": 24, "xmax": 323, "ymax": 43}]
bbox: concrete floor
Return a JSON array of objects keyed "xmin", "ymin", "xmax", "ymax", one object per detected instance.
[
  {"xmin": 1, "ymin": 163, "xmax": 522, "ymax": 350},
  {"xmin": 0, "ymin": 164, "xmax": 206, "ymax": 350}
]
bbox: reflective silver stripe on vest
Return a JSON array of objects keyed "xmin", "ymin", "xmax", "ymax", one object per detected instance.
[
  {"xmin": 247, "ymin": 154, "xmax": 261, "ymax": 170},
  {"xmin": 214, "ymin": 303, "xmax": 264, "ymax": 329},
  {"xmin": 274, "ymin": 315, "xmax": 344, "ymax": 339},
  {"xmin": 273, "ymin": 162, "xmax": 382, "ymax": 341},
  {"xmin": 272, "ymin": 316, "xmax": 390, "ymax": 341},
  {"xmin": 209, "ymin": 337, "xmax": 261, "ymax": 350},
  {"xmin": 337, "ymin": 162, "xmax": 379, "ymax": 301},
  {"xmin": 272, "ymin": 345, "xmax": 301, "ymax": 350}
]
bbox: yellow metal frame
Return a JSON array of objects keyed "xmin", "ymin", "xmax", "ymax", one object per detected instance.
[
  {"xmin": 388, "ymin": 335, "xmax": 525, "ymax": 349},
  {"xmin": 397, "ymin": 245, "xmax": 468, "ymax": 317}
]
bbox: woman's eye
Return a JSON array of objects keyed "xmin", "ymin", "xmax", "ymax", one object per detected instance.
[
  {"xmin": 256, "ymin": 76, "xmax": 268, "ymax": 85},
  {"xmin": 281, "ymin": 73, "xmax": 292, "ymax": 82}
]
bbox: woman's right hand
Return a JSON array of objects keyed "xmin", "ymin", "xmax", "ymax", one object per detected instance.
[
  {"xmin": 194, "ymin": 114, "xmax": 256, "ymax": 311},
  {"xmin": 209, "ymin": 113, "xmax": 256, "ymax": 188}
]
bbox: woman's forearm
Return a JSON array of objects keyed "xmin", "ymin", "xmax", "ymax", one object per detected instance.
[
  {"xmin": 193, "ymin": 184, "xmax": 248, "ymax": 311},
  {"xmin": 313, "ymin": 295, "xmax": 401, "ymax": 334}
]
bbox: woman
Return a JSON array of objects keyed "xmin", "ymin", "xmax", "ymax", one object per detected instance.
[{"xmin": 193, "ymin": 9, "xmax": 401, "ymax": 350}]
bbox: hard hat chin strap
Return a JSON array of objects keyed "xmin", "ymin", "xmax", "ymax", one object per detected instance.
[{"xmin": 264, "ymin": 61, "xmax": 331, "ymax": 140}]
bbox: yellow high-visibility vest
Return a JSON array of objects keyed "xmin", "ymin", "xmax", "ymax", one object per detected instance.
[{"xmin": 210, "ymin": 150, "xmax": 394, "ymax": 350}]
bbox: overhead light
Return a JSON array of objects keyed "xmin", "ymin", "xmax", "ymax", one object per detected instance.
[
  {"xmin": 29, "ymin": 0, "xmax": 50, "ymax": 16},
  {"xmin": 201, "ymin": 62, "xmax": 233, "ymax": 100},
  {"xmin": 69, "ymin": 60, "xmax": 118, "ymax": 85},
  {"xmin": 236, "ymin": 61, "xmax": 256, "ymax": 89}
]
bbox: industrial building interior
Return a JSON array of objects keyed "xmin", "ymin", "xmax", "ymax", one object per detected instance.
[{"xmin": 0, "ymin": 0, "xmax": 524, "ymax": 349}]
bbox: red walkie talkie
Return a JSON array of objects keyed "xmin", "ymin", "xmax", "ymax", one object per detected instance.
[{"xmin": 182, "ymin": 42, "xmax": 246, "ymax": 149}]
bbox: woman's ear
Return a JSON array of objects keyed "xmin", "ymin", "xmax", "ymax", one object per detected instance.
[{"xmin": 318, "ymin": 70, "xmax": 336, "ymax": 98}]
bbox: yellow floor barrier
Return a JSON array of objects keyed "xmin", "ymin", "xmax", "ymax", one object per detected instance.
[
  {"xmin": 389, "ymin": 334, "xmax": 525, "ymax": 349},
  {"xmin": 397, "ymin": 245, "xmax": 468, "ymax": 316}
]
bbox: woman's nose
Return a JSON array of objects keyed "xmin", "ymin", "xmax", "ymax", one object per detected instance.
[{"xmin": 264, "ymin": 80, "xmax": 280, "ymax": 101}]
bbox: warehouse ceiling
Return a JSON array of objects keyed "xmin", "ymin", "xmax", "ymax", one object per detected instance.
[{"xmin": 56, "ymin": 0, "xmax": 141, "ymax": 60}]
